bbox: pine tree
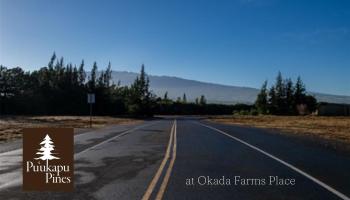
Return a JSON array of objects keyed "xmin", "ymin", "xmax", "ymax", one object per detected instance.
[
  {"xmin": 294, "ymin": 76, "xmax": 306, "ymax": 105},
  {"xmin": 257, "ymin": 74, "xmax": 317, "ymax": 115},
  {"xmin": 199, "ymin": 95, "xmax": 206, "ymax": 105},
  {"xmin": 128, "ymin": 64, "xmax": 153, "ymax": 116},
  {"xmin": 164, "ymin": 91, "xmax": 168, "ymax": 101},
  {"xmin": 89, "ymin": 62, "xmax": 98, "ymax": 91},
  {"xmin": 275, "ymin": 72, "xmax": 284, "ymax": 97},
  {"xmin": 35, "ymin": 134, "xmax": 59, "ymax": 170},
  {"xmin": 104, "ymin": 62, "xmax": 112, "ymax": 87},
  {"xmin": 268, "ymin": 86, "xmax": 277, "ymax": 114},
  {"xmin": 275, "ymin": 72, "xmax": 286, "ymax": 113},
  {"xmin": 72, "ymin": 65, "xmax": 79, "ymax": 87},
  {"xmin": 48, "ymin": 52, "xmax": 56, "ymax": 71},
  {"xmin": 285, "ymin": 78, "xmax": 295, "ymax": 114},
  {"xmin": 163, "ymin": 91, "xmax": 170, "ymax": 105},
  {"xmin": 56, "ymin": 57, "xmax": 65, "ymax": 84},
  {"xmin": 134, "ymin": 64, "xmax": 148, "ymax": 98},
  {"xmin": 97, "ymin": 69, "xmax": 105, "ymax": 88},
  {"xmin": 182, "ymin": 93, "xmax": 187, "ymax": 103},
  {"xmin": 255, "ymin": 80, "xmax": 268, "ymax": 114},
  {"xmin": 66, "ymin": 63, "xmax": 73, "ymax": 86},
  {"xmin": 78, "ymin": 60, "xmax": 86, "ymax": 86},
  {"xmin": 304, "ymin": 95, "xmax": 317, "ymax": 113}
]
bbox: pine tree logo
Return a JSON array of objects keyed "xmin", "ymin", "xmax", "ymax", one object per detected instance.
[
  {"xmin": 23, "ymin": 128, "xmax": 74, "ymax": 191},
  {"xmin": 35, "ymin": 134, "xmax": 60, "ymax": 169}
]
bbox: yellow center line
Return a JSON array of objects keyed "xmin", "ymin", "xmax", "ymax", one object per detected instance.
[
  {"xmin": 141, "ymin": 120, "xmax": 175, "ymax": 200},
  {"xmin": 155, "ymin": 119, "xmax": 177, "ymax": 200}
]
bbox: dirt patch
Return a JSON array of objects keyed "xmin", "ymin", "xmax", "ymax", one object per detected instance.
[
  {"xmin": 0, "ymin": 116, "xmax": 142, "ymax": 142},
  {"xmin": 208, "ymin": 115, "xmax": 350, "ymax": 145}
]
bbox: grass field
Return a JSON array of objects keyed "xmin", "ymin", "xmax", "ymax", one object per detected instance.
[
  {"xmin": 0, "ymin": 116, "xmax": 142, "ymax": 142},
  {"xmin": 209, "ymin": 115, "xmax": 350, "ymax": 145}
]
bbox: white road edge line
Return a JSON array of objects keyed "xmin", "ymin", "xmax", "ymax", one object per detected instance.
[
  {"xmin": 0, "ymin": 121, "xmax": 159, "ymax": 190},
  {"xmin": 75, "ymin": 121, "xmax": 159, "ymax": 158},
  {"xmin": 197, "ymin": 122, "xmax": 350, "ymax": 200},
  {"xmin": 142, "ymin": 120, "xmax": 175, "ymax": 200},
  {"xmin": 0, "ymin": 123, "xmax": 142, "ymax": 156}
]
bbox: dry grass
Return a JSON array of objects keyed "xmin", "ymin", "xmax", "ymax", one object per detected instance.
[
  {"xmin": 209, "ymin": 115, "xmax": 350, "ymax": 144},
  {"xmin": 0, "ymin": 116, "xmax": 142, "ymax": 142}
]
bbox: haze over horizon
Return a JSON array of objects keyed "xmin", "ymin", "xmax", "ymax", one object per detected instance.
[
  {"xmin": 111, "ymin": 69, "xmax": 350, "ymax": 98},
  {"xmin": 1, "ymin": 0, "xmax": 349, "ymax": 96}
]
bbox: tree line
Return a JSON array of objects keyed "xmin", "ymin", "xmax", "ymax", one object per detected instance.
[
  {"xmin": 154, "ymin": 92, "xmax": 252, "ymax": 115},
  {"xmin": 0, "ymin": 53, "xmax": 317, "ymax": 116},
  {"xmin": 0, "ymin": 53, "xmax": 238, "ymax": 116},
  {"xmin": 255, "ymin": 72, "xmax": 317, "ymax": 115}
]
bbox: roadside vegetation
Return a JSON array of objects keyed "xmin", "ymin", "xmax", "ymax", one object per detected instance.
[
  {"xmin": 0, "ymin": 53, "xmax": 238, "ymax": 116},
  {"xmin": 0, "ymin": 116, "xmax": 142, "ymax": 142},
  {"xmin": 255, "ymin": 72, "xmax": 317, "ymax": 115},
  {"xmin": 209, "ymin": 73, "xmax": 350, "ymax": 148},
  {"xmin": 0, "ymin": 53, "xmax": 317, "ymax": 117},
  {"xmin": 0, "ymin": 53, "xmax": 154, "ymax": 116}
]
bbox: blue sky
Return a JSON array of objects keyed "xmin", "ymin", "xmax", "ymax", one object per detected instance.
[{"xmin": 0, "ymin": 0, "xmax": 349, "ymax": 95}]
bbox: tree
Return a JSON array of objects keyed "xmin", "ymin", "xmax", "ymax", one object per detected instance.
[
  {"xmin": 268, "ymin": 86, "xmax": 277, "ymax": 114},
  {"xmin": 78, "ymin": 60, "xmax": 86, "ymax": 86},
  {"xmin": 294, "ymin": 76, "xmax": 306, "ymax": 105},
  {"xmin": 162, "ymin": 91, "xmax": 171, "ymax": 106},
  {"xmin": 0, "ymin": 53, "xmax": 252, "ymax": 116},
  {"xmin": 199, "ymin": 95, "xmax": 206, "ymax": 105},
  {"xmin": 304, "ymin": 95, "xmax": 317, "ymax": 113},
  {"xmin": 255, "ymin": 80, "xmax": 268, "ymax": 114},
  {"xmin": 0, "ymin": 54, "xmax": 140, "ymax": 115},
  {"xmin": 257, "ymin": 73, "xmax": 317, "ymax": 115},
  {"xmin": 128, "ymin": 64, "xmax": 153, "ymax": 116},
  {"xmin": 274, "ymin": 72, "xmax": 287, "ymax": 114},
  {"xmin": 97, "ymin": 70, "xmax": 105, "ymax": 88},
  {"xmin": 35, "ymin": 134, "xmax": 59, "ymax": 170},
  {"xmin": 88, "ymin": 62, "xmax": 98, "ymax": 91},
  {"xmin": 72, "ymin": 65, "xmax": 79, "ymax": 86},
  {"xmin": 55, "ymin": 57, "xmax": 65, "ymax": 85},
  {"xmin": 104, "ymin": 62, "xmax": 112, "ymax": 87},
  {"xmin": 164, "ymin": 91, "xmax": 168, "ymax": 101},
  {"xmin": 275, "ymin": 72, "xmax": 284, "ymax": 98},
  {"xmin": 182, "ymin": 93, "xmax": 187, "ymax": 103},
  {"xmin": 285, "ymin": 78, "xmax": 295, "ymax": 114},
  {"xmin": 48, "ymin": 52, "xmax": 56, "ymax": 70}
]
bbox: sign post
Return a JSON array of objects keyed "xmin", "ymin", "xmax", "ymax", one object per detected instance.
[{"xmin": 87, "ymin": 93, "xmax": 95, "ymax": 128}]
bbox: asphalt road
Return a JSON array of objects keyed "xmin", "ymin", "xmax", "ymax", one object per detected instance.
[{"xmin": 0, "ymin": 117, "xmax": 349, "ymax": 200}]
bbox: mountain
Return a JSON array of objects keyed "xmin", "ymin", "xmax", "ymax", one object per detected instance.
[{"xmin": 109, "ymin": 71, "xmax": 350, "ymax": 105}]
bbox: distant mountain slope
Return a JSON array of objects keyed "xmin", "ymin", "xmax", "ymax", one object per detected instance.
[{"xmin": 110, "ymin": 71, "xmax": 350, "ymax": 104}]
